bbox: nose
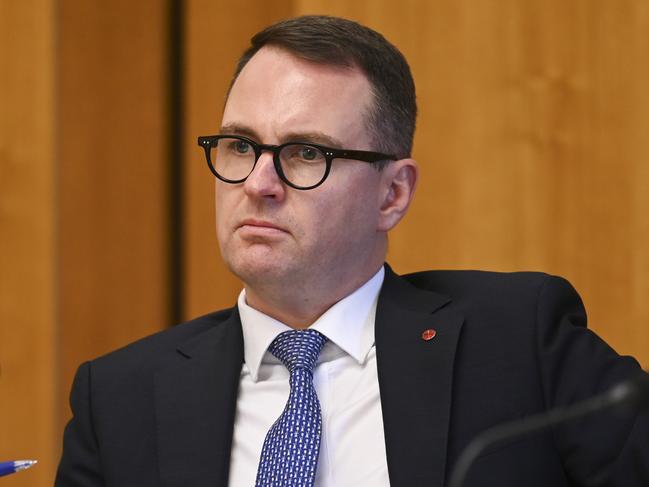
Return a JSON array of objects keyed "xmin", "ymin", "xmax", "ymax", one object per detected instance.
[{"xmin": 242, "ymin": 151, "xmax": 286, "ymax": 201}]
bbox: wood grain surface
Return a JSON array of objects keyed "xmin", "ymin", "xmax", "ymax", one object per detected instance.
[{"xmin": 0, "ymin": 2, "xmax": 57, "ymax": 485}]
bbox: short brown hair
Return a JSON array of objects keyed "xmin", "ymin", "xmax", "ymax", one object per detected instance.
[{"xmin": 230, "ymin": 15, "xmax": 417, "ymax": 160}]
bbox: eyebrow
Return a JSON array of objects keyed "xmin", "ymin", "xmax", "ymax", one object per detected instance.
[
  {"xmin": 220, "ymin": 123, "xmax": 258, "ymax": 140},
  {"xmin": 220, "ymin": 123, "xmax": 345, "ymax": 149}
]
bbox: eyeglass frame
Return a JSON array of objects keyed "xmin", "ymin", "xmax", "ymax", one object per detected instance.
[{"xmin": 197, "ymin": 134, "xmax": 397, "ymax": 190}]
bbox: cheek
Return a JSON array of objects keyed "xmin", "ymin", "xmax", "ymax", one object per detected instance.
[
  {"xmin": 308, "ymin": 186, "xmax": 377, "ymax": 242},
  {"xmin": 214, "ymin": 187, "xmax": 235, "ymax": 241}
]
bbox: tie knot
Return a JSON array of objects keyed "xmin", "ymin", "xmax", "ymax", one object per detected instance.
[{"xmin": 269, "ymin": 329, "xmax": 327, "ymax": 372}]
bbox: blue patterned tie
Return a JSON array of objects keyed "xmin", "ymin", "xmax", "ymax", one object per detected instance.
[{"xmin": 255, "ymin": 329, "xmax": 328, "ymax": 487}]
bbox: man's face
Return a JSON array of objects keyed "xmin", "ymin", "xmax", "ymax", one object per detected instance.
[{"xmin": 216, "ymin": 46, "xmax": 389, "ymax": 297}]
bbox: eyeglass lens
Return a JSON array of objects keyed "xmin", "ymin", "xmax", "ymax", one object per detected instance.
[{"xmin": 211, "ymin": 137, "xmax": 327, "ymax": 188}]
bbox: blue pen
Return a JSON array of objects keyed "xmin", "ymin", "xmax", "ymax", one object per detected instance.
[{"xmin": 0, "ymin": 460, "xmax": 37, "ymax": 477}]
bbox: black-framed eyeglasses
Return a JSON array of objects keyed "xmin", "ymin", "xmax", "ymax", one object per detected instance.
[{"xmin": 197, "ymin": 134, "xmax": 396, "ymax": 190}]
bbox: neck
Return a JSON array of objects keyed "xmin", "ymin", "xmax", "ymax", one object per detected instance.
[{"xmin": 244, "ymin": 263, "xmax": 384, "ymax": 329}]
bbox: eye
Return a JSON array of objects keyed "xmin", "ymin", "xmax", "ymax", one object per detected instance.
[
  {"xmin": 299, "ymin": 146, "xmax": 318, "ymax": 161},
  {"xmin": 233, "ymin": 140, "xmax": 252, "ymax": 154},
  {"xmin": 284, "ymin": 144, "xmax": 324, "ymax": 163}
]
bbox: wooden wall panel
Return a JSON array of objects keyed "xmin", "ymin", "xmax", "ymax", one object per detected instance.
[
  {"xmin": 58, "ymin": 0, "xmax": 170, "ymax": 420},
  {"xmin": 0, "ymin": 1, "xmax": 58, "ymax": 485},
  {"xmin": 183, "ymin": 0, "xmax": 293, "ymax": 318}
]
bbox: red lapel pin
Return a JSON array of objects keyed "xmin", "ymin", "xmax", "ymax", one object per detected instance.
[{"xmin": 421, "ymin": 328, "xmax": 437, "ymax": 341}]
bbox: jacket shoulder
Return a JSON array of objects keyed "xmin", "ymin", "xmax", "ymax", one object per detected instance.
[
  {"xmin": 399, "ymin": 269, "xmax": 585, "ymax": 324},
  {"xmin": 402, "ymin": 269, "xmax": 573, "ymax": 300},
  {"xmin": 403, "ymin": 268, "xmax": 551, "ymax": 289},
  {"xmin": 90, "ymin": 307, "xmax": 236, "ymax": 372}
]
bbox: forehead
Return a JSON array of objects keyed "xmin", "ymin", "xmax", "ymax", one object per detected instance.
[{"xmin": 222, "ymin": 46, "xmax": 374, "ymax": 147}]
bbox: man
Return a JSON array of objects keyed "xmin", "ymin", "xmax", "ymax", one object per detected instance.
[{"xmin": 56, "ymin": 15, "xmax": 648, "ymax": 487}]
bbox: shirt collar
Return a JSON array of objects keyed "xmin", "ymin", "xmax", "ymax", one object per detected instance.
[{"xmin": 238, "ymin": 266, "xmax": 385, "ymax": 382}]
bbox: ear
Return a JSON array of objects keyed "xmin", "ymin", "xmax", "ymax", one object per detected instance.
[{"xmin": 377, "ymin": 158, "xmax": 418, "ymax": 232}]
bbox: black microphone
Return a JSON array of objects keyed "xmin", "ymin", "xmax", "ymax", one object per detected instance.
[{"xmin": 447, "ymin": 371, "xmax": 649, "ymax": 487}]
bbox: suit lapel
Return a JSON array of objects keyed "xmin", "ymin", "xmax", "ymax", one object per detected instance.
[
  {"xmin": 154, "ymin": 309, "xmax": 243, "ymax": 487},
  {"xmin": 376, "ymin": 267, "xmax": 464, "ymax": 487}
]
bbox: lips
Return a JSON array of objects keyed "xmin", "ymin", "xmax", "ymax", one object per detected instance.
[{"xmin": 237, "ymin": 218, "xmax": 289, "ymax": 236}]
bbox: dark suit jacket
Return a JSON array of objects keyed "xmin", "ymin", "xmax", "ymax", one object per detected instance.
[{"xmin": 56, "ymin": 267, "xmax": 649, "ymax": 486}]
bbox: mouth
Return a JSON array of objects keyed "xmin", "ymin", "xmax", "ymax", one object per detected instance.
[{"xmin": 237, "ymin": 218, "xmax": 289, "ymax": 236}]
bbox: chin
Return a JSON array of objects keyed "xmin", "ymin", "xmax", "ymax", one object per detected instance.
[{"xmin": 225, "ymin": 253, "xmax": 293, "ymax": 287}]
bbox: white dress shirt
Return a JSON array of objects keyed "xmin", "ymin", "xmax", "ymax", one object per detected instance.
[{"xmin": 228, "ymin": 266, "xmax": 391, "ymax": 487}]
